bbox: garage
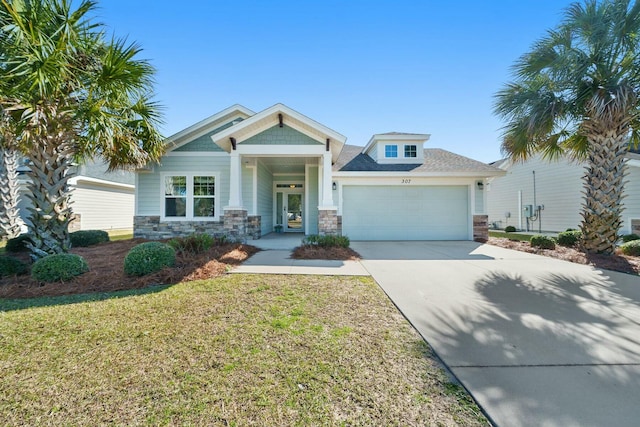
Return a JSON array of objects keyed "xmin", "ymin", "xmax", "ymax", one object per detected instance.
[{"xmin": 341, "ymin": 185, "xmax": 470, "ymax": 240}]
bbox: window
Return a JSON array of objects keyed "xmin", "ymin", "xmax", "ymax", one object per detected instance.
[
  {"xmin": 404, "ymin": 145, "xmax": 417, "ymax": 158},
  {"xmin": 163, "ymin": 173, "xmax": 218, "ymax": 219},
  {"xmin": 385, "ymin": 145, "xmax": 398, "ymax": 158}
]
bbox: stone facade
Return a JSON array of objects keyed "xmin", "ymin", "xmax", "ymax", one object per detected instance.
[
  {"xmin": 473, "ymin": 214, "xmax": 489, "ymax": 242},
  {"xmin": 247, "ymin": 215, "xmax": 261, "ymax": 239},
  {"xmin": 223, "ymin": 209, "xmax": 248, "ymax": 239},
  {"xmin": 337, "ymin": 215, "xmax": 342, "ymax": 235},
  {"xmin": 134, "ymin": 215, "xmax": 225, "ymax": 239},
  {"xmin": 318, "ymin": 209, "xmax": 338, "ymax": 235}
]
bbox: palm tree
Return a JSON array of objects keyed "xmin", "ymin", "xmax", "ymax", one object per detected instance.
[
  {"xmin": 0, "ymin": 128, "xmax": 23, "ymax": 239},
  {"xmin": 495, "ymin": 0, "xmax": 640, "ymax": 254},
  {"xmin": 0, "ymin": 0, "xmax": 164, "ymax": 259}
]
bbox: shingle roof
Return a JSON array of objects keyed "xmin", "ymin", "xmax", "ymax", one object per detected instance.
[{"xmin": 333, "ymin": 144, "xmax": 504, "ymax": 174}]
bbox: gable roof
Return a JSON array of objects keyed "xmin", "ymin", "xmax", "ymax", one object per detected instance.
[
  {"xmin": 165, "ymin": 104, "xmax": 255, "ymax": 151},
  {"xmin": 210, "ymin": 103, "xmax": 347, "ymax": 162},
  {"xmin": 334, "ymin": 144, "xmax": 505, "ymax": 177}
]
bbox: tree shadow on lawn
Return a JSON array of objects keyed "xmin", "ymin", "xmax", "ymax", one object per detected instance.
[
  {"xmin": 422, "ymin": 269, "xmax": 640, "ymax": 425},
  {"xmin": 0, "ymin": 239, "xmax": 259, "ymax": 309}
]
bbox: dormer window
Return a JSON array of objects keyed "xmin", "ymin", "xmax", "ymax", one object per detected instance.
[
  {"xmin": 385, "ymin": 145, "xmax": 398, "ymax": 158},
  {"xmin": 404, "ymin": 145, "xmax": 417, "ymax": 158}
]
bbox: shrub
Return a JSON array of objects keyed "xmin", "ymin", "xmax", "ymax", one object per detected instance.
[
  {"xmin": 530, "ymin": 234, "xmax": 556, "ymax": 250},
  {"xmin": 302, "ymin": 234, "xmax": 350, "ymax": 248},
  {"xmin": 0, "ymin": 256, "xmax": 28, "ymax": 277},
  {"xmin": 621, "ymin": 233, "xmax": 640, "ymax": 243},
  {"xmin": 557, "ymin": 230, "xmax": 582, "ymax": 247},
  {"xmin": 124, "ymin": 242, "xmax": 176, "ymax": 276},
  {"xmin": 70, "ymin": 230, "xmax": 110, "ymax": 247},
  {"xmin": 6, "ymin": 234, "xmax": 31, "ymax": 253},
  {"xmin": 504, "ymin": 226, "xmax": 516, "ymax": 233},
  {"xmin": 168, "ymin": 233, "xmax": 226, "ymax": 254},
  {"xmin": 31, "ymin": 253, "xmax": 89, "ymax": 282},
  {"xmin": 620, "ymin": 240, "xmax": 640, "ymax": 256}
]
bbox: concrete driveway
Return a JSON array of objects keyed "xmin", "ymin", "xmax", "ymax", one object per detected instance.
[{"xmin": 351, "ymin": 241, "xmax": 640, "ymax": 427}]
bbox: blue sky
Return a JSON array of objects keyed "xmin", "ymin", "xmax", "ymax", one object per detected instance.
[{"xmin": 97, "ymin": 0, "xmax": 573, "ymax": 163}]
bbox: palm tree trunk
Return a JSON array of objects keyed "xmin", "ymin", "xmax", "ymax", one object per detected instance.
[
  {"xmin": 0, "ymin": 148, "xmax": 23, "ymax": 239},
  {"xmin": 580, "ymin": 121, "xmax": 629, "ymax": 254},
  {"xmin": 24, "ymin": 136, "xmax": 75, "ymax": 260}
]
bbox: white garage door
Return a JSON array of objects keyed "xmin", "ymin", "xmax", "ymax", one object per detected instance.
[{"xmin": 342, "ymin": 185, "xmax": 469, "ymax": 240}]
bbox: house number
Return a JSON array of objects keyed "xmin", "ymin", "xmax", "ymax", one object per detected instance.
[{"xmin": 401, "ymin": 179, "xmax": 411, "ymax": 184}]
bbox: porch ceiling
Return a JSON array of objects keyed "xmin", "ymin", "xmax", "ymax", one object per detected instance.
[{"xmin": 253, "ymin": 156, "xmax": 317, "ymax": 174}]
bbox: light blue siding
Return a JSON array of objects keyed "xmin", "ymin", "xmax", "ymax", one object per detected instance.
[
  {"xmin": 257, "ymin": 162, "xmax": 273, "ymax": 235},
  {"xmin": 136, "ymin": 155, "xmax": 231, "ymax": 215},
  {"xmin": 307, "ymin": 167, "xmax": 319, "ymax": 234},
  {"xmin": 273, "ymin": 175, "xmax": 305, "ymax": 183},
  {"xmin": 242, "ymin": 165, "xmax": 253, "ymax": 213},
  {"xmin": 173, "ymin": 120, "xmax": 240, "ymax": 152},
  {"xmin": 242, "ymin": 125, "xmax": 322, "ymax": 145}
]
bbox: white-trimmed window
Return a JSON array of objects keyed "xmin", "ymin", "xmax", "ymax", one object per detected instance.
[
  {"xmin": 385, "ymin": 144, "xmax": 398, "ymax": 158},
  {"xmin": 162, "ymin": 173, "xmax": 219, "ymax": 220},
  {"xmin": 404, "ymin": 144, "xmax": 417, "ymax": 158}
]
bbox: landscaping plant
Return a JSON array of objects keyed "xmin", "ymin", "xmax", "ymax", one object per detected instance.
[
  {"xmin": 302, "ymin": 234, "xmax": 350, "ymax": 248},
  {"xmin": 530, "ymin": 234, "xmax": 556, "ymax": 250},
  {"xmin": 504, "ymin": 226, "xmax": 516, "ymax": 233},
  {"xmin": 124, "ymin": 242, "xmax": 176, "ymax": 276},
  {"xmin": 620, "ymin": 240, "xmax": 640, "ymax": 256},
  {"xmin": 31, "ymin": 253, "xmax": 89, "ymax": 282},
  {"xmin": 621, "ymin": 233, "xmax": 640, "ymax": 243},
  {"xmin": 0, "ymin": 256, "xmax": 27, "ymax": 277},
  {"xmin": 168, "ymin": 233, "xmax": 226, "ymax": 254},
  {"xmin": 557, "ymin": 230, "xmax": 582, "ymax": 247},
  {"xmin": 70, "ymin": 230, "xmax": 110, "ymax": 248},
  {"xmin": 6, "ymin": 234, "xmax": 31, "ymax": 253}
]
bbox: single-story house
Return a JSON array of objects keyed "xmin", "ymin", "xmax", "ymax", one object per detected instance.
[
  {"xmin": 486, "ymin": 153, "xmax": 640, "ymax": 235},
  {"xmin": 134, "ymin": 104, "xmax": 505, "ymax": 241},
  {"xmin": 17, "ymin": 160, "xmax": 135, "ymax": 232}
]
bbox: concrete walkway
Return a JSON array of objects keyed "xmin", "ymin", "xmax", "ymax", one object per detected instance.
[
  {"xmin": 234, "ymin": 233, "xmax": 368, "ymax": 276},
  {"xmin": 351, "ymin": 241, "xmax": 640, "ymax": 427}
]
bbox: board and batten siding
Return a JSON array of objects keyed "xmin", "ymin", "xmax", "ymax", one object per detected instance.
[
  {"xmin": 488, "ymin": 155, "xmax": 640, "ymax": 234},
  {"xmin": 136, "ymin": 155, "xmax": 231, "ymax": 216},
  {"xmin": 71, "ymin": 183, "xmax": 134, "ymax": 230},
  {"xmin": 257, "ymin": 161, "xmax": 273, "ymax": 235},
  {"xmin": 242, "ymin": 164, "xmax": 253, "ymax": 214},
  {"xmin": 306, "ymin": 166, "xmax": 319, "ymax": 235}
]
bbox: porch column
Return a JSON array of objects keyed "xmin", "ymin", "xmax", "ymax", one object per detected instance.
[
  {"xmin": 319, "ymin": 152, "xmax": 334, "ymax": 208},
  {"xmin": 226, "ymin": 151, "xmax": 243, "ymax": 209}
]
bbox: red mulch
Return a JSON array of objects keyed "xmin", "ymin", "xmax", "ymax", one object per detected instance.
[
  {"xmin": 0, "ymin": 239, "xmax": 259, "ymax": 299},
  {"xmin": 489, "ymin": 237, "xmax": 640, "ymax": 275},
  {"xmin": 291, "ymin": 245, "xmax": 361, "ymax": 260}
]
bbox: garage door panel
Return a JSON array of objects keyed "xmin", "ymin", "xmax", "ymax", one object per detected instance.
[{"xmin": 342, "ymin": 185, "xmax": 469, "ymax": 241}]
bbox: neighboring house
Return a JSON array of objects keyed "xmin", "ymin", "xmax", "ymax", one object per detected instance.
[
  {"xmin": 134, "ymin": 103, "xmax": 505, "ymax": 241},
  {"xmin": 17, "ymin": 160, "xmax": 135, "ymax": 232},
  {"xmin": 486, "ymin": 153, "xmax": 640, "ymax": 235}
]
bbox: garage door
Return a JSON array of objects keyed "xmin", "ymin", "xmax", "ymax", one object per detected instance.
[{"xmin": 342, "ymin": 185, "xmax": 469, "ymax": 240}]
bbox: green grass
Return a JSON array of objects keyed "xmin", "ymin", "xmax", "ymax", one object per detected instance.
[
  {"xmin": 489, "ymin": 230, "xmax": 532, "ymax": 242},
  {"xmin": 0, "ymin": 275, "xmax": 487, "ymax": 426},
  {"xmin": 107, "ymin": 229, "xmax": 133, "ymax": 241}
]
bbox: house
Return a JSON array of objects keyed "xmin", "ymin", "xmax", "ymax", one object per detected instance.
[
  {"xmin": 134, "ymin": 104, "xmax": 505, "ymax": 241},
  {"xmin": 486, "ymin": 153, "xmax": 640, "ymax": 235},
  {"xmin": 17, "ymin": 160, "xmax": 135, "ymax": 232}
]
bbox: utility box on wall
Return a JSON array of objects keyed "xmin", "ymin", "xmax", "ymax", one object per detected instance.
[{"xmin": 523, "ymin": 204, "xmax": 534, "ymax": 218}]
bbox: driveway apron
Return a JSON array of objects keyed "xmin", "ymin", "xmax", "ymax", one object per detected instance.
[{"xmin": 351, "ymin": 241, "xmax": 640, "ymax": 427}]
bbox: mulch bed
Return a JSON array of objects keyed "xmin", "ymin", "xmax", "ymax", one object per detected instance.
[
  {"xmin": 291, "ymin": 245, "xmax": 361, "ymax": 260},
  {"xmin": 0, "ymin": 239, "xmax": 259, "ymax": 299},
  {"xmin": 489, "ymin": 237, "xmax": 640, "ymax": 275}
]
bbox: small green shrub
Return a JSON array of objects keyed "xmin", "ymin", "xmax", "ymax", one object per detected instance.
[
  {"xmin": 0, "ymin": 256, "xmax": 28, "ymax": 277},
  {"xmin": 621, "ymin": 233, "xmax": 640, "ymax": 243},
  {"xmin": 302, "ymin": 234, "xmax": 350, "ymax": 248},
  {"xmin": 620, "ymin": 240, "xmax": 640, "ymax": 256},
  {"xmin": 124, "ymin": 242, "xmax": 176, "ymax": 276},
  {"xmin": 530, "ymin": 234, "xmax": 556, "ymax": 250},
  {"xmin": 557, "ymin": 230, "xmax": 582, "ymax": 247},
  {"xmin": 31, "ymin": 253, "xmax": 89, "ymax": 282},
  {"xmin": 168, "ymin": 233, "xmax": 226, "ymax": 254},
  {"xmin": 70, "ymin": 230, "xmax": 110, "ymax": 247},
  {"xmin": 6, "ymin": 234, "xmax": 31, "ymax": 253},
  {"xmin": 504, "ymin": 226, "xmax": 516, "ymax": 233}
]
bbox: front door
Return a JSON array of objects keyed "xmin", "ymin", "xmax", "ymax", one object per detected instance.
[{"xmin": 286, "ymin": 193, "xmax": 303, "ymax": 232}]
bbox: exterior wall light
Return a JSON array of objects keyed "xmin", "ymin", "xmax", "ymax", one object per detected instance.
[{"xmin": 332, "ymin": 182, "xmax": 337, "ymax": 191}]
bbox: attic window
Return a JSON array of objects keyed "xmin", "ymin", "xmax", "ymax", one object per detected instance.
[
  {"xmin": 404, "ymin": 145, "xmax": 417, "ymax": 158},
  {"xmin": 385, "ymin": 145, "xmax": 398, "ymax": 158}
]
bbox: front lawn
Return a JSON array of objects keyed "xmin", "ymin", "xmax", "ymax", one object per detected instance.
[{"xmin": 0, "ymin": 275, "xmax": 487, "ymax": 426}]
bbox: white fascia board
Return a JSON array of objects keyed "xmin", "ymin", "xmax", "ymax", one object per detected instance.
[
  {"xmin": 236, "ymin": 145, "xmax": 325, "ymax": 156},
  {"xmin": 68, "ymin": 176, "xmax": 135, "ymax": 190},
  {"xmin": 210, "ymin": 103, "xmax": 347, "ymax": 157},
  {"xmin": 165, "ymin": 104, "xmax": 255, "ymax": 151},
  {"xmin": 331, "ymin": 170, "xmax": 506, "ymax": 178}
]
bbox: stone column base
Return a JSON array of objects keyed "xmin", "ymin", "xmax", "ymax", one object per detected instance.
[
  {"xmin": 247, "ymin": 215, "xmax": 261, "ymax": 239},
  {"xmin": 224, "ymin": 209, "xmax": 248, "ymax": 239},
  {"xmin": 473, "ymin": 215, "xmax": 489, "ymax": 242},
  {"xmin": 318, "ymin": 208, "xmax": 338, "ymax": 235}
]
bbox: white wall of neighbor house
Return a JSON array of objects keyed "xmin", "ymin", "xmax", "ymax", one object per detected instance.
[
  {"xmin": 71, "ymin": 183, "xmax": 134, "ymax": 230},
  {"xmin": 487, "ymin": 155, "xmax": 640, "ymax": 234}
]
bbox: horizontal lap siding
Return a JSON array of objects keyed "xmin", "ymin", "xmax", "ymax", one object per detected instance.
[
  {"xmin": 71, "ymin": 184, "xmax": 134, "ymax": 230},
  {"xmin": 257, "ymin": 162, "xmax": 273, "ymax": 235}
]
